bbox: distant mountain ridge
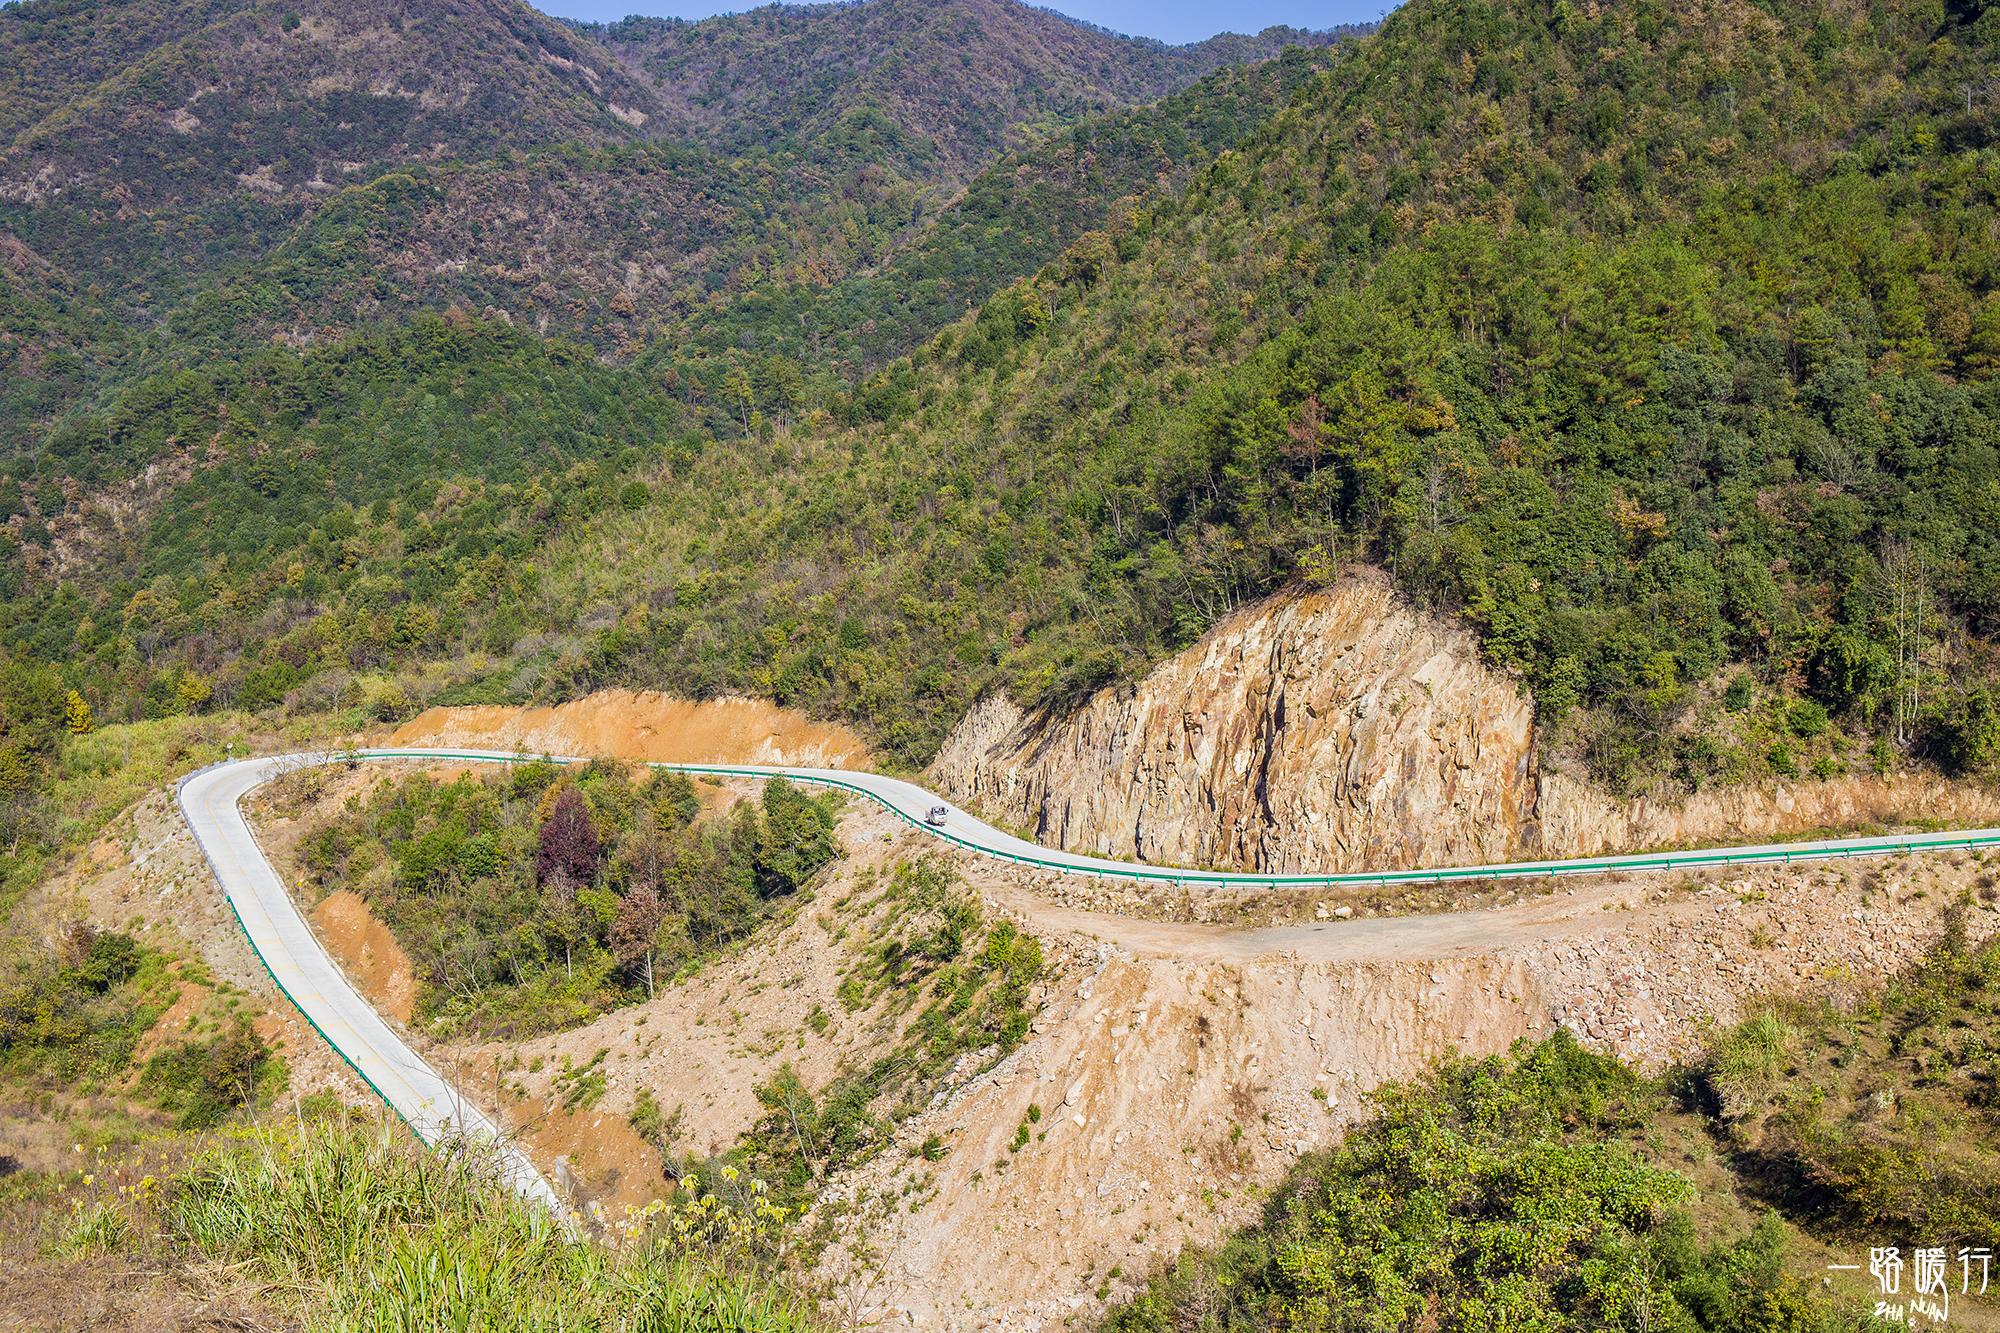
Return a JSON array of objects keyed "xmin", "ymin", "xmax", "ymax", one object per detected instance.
[
  {"xmin": 0, "ymin": 0, "xmax": 1351, "ymax": 435},
  {"xmin": 0, "ymin": 0, "xmax": 1352, "ymax": 474},
  {"xmin": 585, "ymin": 0, "xmax": 1351, "ymax": 181},
  {"xmin": 0, "ymin": 0, "xmax": 664, "ymax": 208}
]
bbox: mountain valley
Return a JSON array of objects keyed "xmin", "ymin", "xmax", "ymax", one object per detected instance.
[{"xmin": 5, "ymin": 0, "xmax": 2000, "ymax": 1328}]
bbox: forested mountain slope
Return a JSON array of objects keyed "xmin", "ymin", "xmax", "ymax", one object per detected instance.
[
  {"xmin": 6, "ymin": 0, "xmax": 2000, "ymax": 800},
  {"xmin": 0, "ymin": 0, "xmax": 661, "ymax": 304},
  {"xmin": 0, "ymin": 0, "xmax": 1339, "ymax": 443},
  {"xmin": 138, "ymin": 46, "xmax": 1342, "ymax": 381},
  {"xmin": 520, "ymin": 0, "xmax": 2000, "ymax": 776},
  {"xmin": 590, "ymin": 0, "xmax": 1341, "ymax": 184},
  {"xmin": 659, "ymin": 45, "xmax": 1344, "ymax": 375},
  {"xmin": 0, "ymin": 0, "xmax": 660, "ymax": 211},
  {"xmin": 0, "ymin": 0, "xmax": 666, "ymax": 437}
]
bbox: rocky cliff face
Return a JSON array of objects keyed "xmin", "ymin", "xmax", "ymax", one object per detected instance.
[
  {"xmin": 930, "ymin": 571, "xmax": 2000, "ymax": 871},
  {"xmin": 930, "ymin": 571, "xmax": 1543, "ymax": 872},
  {"xmin": 1536, "ymin": 770, "xmax": 2000, "ymax": 857}
]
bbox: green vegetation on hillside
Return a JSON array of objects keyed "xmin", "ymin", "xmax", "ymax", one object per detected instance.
[
  {"xmin": 1107, "ymin": 1032, "xmax": 1858, "ymax": 1333},
  {"xmin": 544, "ymin": 0, "xmax": 2000, "ymax": 781},
  {"xmin": 0, "ymin": 923, "xmax": 282, "ymax": 1126},
  {"xmin": 0, "ymin": 645, "xmax": 325, "ymax": 923},
  {"xmin": 0, "ymin": 866, "xmax": 802, "ymax": 1330},
  {"xmin": 0, "ymin": 683, "xmax": 318, "ymax": 924},
  {"xmin": 16, "ymin": 1116, "xmax": 813, "ymax": 1333},
  {"xmin": 296, "ymin": 762, "xmax": 837, "ymax": 1035},
  {"xmin": 13, "ymin": 0, "xmax": 1999, "ymax": 795},
  {"xmin": 660, "ymin": 45, "xmax": 1343, "ymax": 375},
  {"xmin": 0, "ymin": 0, "xmax": 659, "ymax": 215},
  {"xmin": 0, "ymin": 0, "xmax": 1338, "ymax": 449},
  {"xmin": 591, "ymin": 0, "xmax": 1338, "ymax": 182},
  {"xmin": 0, "ymin": 0, "xmax": 671, "ymax": 437},
  {"xmin": 3, "ymin": 315, "xmax": 680, "ymax": 727},
  {"xmin": 1697, "ymin": 903, "xmax": 2000, "ymax": 1238},
  {"xmin": 0, "ymin": 926, "xmax": 169, "ymax": 1087},
  {"xmin": 0, "ymin": 652, "xmax": 82, "ymax": 903},
  {"xmin": 168, "ymin": 1121, "xmax": 809, "ymax": 1332},
  {"xmin": 6, "ymin": 0, "xmax": 2000, "ymax": 819},
  {"xmin": 1, "ymin": 40, "xmax": 1342, "ymax": 457},
  {"xmin": 1110, "ymin": 920, "xmax": 2000, "ymax": 1332}
]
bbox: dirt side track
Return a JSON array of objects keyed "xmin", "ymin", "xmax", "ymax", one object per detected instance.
[{"xmin": 179, "ymin": 746, "xmax": 2000, "ymax": 1329}]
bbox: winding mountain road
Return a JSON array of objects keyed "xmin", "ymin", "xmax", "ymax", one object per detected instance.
[{"xmin": 178, "ymin": 745, "xmax": 2000, "ymax": 1217}]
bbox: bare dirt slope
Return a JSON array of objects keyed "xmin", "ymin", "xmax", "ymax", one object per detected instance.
[
  {"xmin": 243, "ymin": 766, "xmax": 1998, "ymax": 1329},
  {"xmin": 312, "ymin": 889, "xmax": 418, "ymax": 1027},
  {"xmin": 21, "ymin": 789, "xmax": 363, "ymax": 1105},
  {"xmin": 819, "ymin": 836, "xmax": 1998, "ymax": 1331},
  {"xmin": 391, "ymin": 690, "xmax": 871, "ymax": 768}
]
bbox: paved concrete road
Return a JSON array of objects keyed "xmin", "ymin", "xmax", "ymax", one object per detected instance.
[
  {"xmin": 177, "ymin": 755, "xmax": 567, "ymax": 1218},
  {"xmin": 180, "ymin": 745, "xmax": 2000, "ymax": 1216}
]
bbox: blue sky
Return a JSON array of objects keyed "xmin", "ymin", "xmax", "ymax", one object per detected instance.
[{"xmin": 530, "ymin": 1, "xmax": 1387, "ymax": 46}]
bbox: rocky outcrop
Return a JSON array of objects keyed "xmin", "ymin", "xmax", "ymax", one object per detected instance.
[
  {"xmin": 1537, "ymin": 769, "xmax": 2000, "ymax": 857},
  {"xmin": 930, "ymin": 570, "xmax": 2000, "ymax": 873},
  {"xmin": 930, "ymin": 571, "xmax": 1542, "ymax": 872}
]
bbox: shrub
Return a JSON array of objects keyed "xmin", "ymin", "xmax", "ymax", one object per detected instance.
[
  {"xmin": 1106, "ymin": 1033, "xmax": 1848, "ymax": 1333},
  {"xmin": 1928, "ymin": 687, "xmax": 2000, "ymax": 778},
  {"xmin": 1787, "ymin": 699, "xmax": 1829, "ymax": 740},
  {"xmin": 754, "ymin": 780, "xmax": 836, "ymax": 896},
  {"xmin": 535, "ymin": 786, "xmax": 601, "ymax": 888},
  {"xmin": 301, "ymin": 766, "xmax": 830, "ymax": 1038},
  {"xmin": 142, "ymin": 1020, "xmax": 282, "ymax": 1128},
  {"xmin": 0, "ymin": 928, "xmax": 168, "ymax": 1082},
  {"xmin": 162, "ymin": 1122, "xmax": 813, "ymax": 1332}
]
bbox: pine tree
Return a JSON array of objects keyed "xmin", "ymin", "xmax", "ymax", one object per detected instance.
[{"xmin": 63, "ymin": 688, "xmax": 92, "ymax": 735}]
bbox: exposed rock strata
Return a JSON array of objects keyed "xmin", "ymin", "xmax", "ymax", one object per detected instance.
[
  {"xmin": 1537, "ymin": 769, "xmax": 2000, "ymax": 857},
  {"xmin": 931, "ymin": 571, "xmax": 2000, "ymax": 871},
  {"xmin": 932, "ymin": 571, "xmax": 1539, "ymax": 872}
]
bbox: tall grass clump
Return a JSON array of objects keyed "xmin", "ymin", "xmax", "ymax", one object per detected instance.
[{"xmin": 164, "ymin": 1121, "xmax": 816, "ymax": 1333}]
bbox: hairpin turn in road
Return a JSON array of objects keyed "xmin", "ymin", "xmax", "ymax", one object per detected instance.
[{"xmin": 179, "ymin": 746, "xmax": 2000, "ymax": 1216}]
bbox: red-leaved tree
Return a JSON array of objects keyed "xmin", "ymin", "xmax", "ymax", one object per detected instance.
[
  {"xmin": 609, "ymin": 884, "xmax": 668, "ymax": 996},
  {"xmin": 535, "ymin": 787, "xmax": 600, "ymax": 888}
]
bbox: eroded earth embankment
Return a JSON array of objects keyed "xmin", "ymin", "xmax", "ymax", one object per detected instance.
[
  {"xmin": 261, "ymin": 789, "xmax": 1994, "ymax": 1331},
  {"xmin": 391, "ymin": 689, "xmax": 872, "ymax": 769}
]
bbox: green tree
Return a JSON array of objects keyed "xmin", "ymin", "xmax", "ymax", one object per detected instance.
[
  {"xmin": 63, "ymin": 688, "xmax": 93, "ymax": 734},
  {"xmin": 754, "ymin": 780, "xmax": 835, "ymax": 896}
]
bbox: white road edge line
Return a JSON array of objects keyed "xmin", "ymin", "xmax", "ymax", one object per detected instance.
[
  {"xmin": 177, "ymin": 752, "xmax": 569, "ymax": 1222},
  {"xmin": 178, "ymin": 746, "xmax": 2000, "ymax": 1217}
]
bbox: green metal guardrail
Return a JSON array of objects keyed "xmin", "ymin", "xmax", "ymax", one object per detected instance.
[
  {"xmin": 177, "ymin": 765, "xmax": 424, "ymax": 1141},
  {"xmin": 183, "ymin": 746, "xmax": 2000, "ymax": 1215},
  {"xmin": 357, "ymin": 750, "xmax": 2000, "ymax": 890},
  {"xmin": 183, "ymin": 759, "xmax": 582, "ymax": 1231}
]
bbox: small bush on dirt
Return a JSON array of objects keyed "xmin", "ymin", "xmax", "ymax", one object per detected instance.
[
  {"xmin": 50, "ymin": 1198, "xmax": 127, "ymax": 1258},
  {"xmin": 141, "ymin": 1019, "xmax": 283, "ymax": 1129},
  {"xmin": 631, "ymin": 1086, "xmax": 683, "ymax": 1155},
  {"xmin": 0, "ymin": 926, "xmax": 173, "ymax": 1084}
]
